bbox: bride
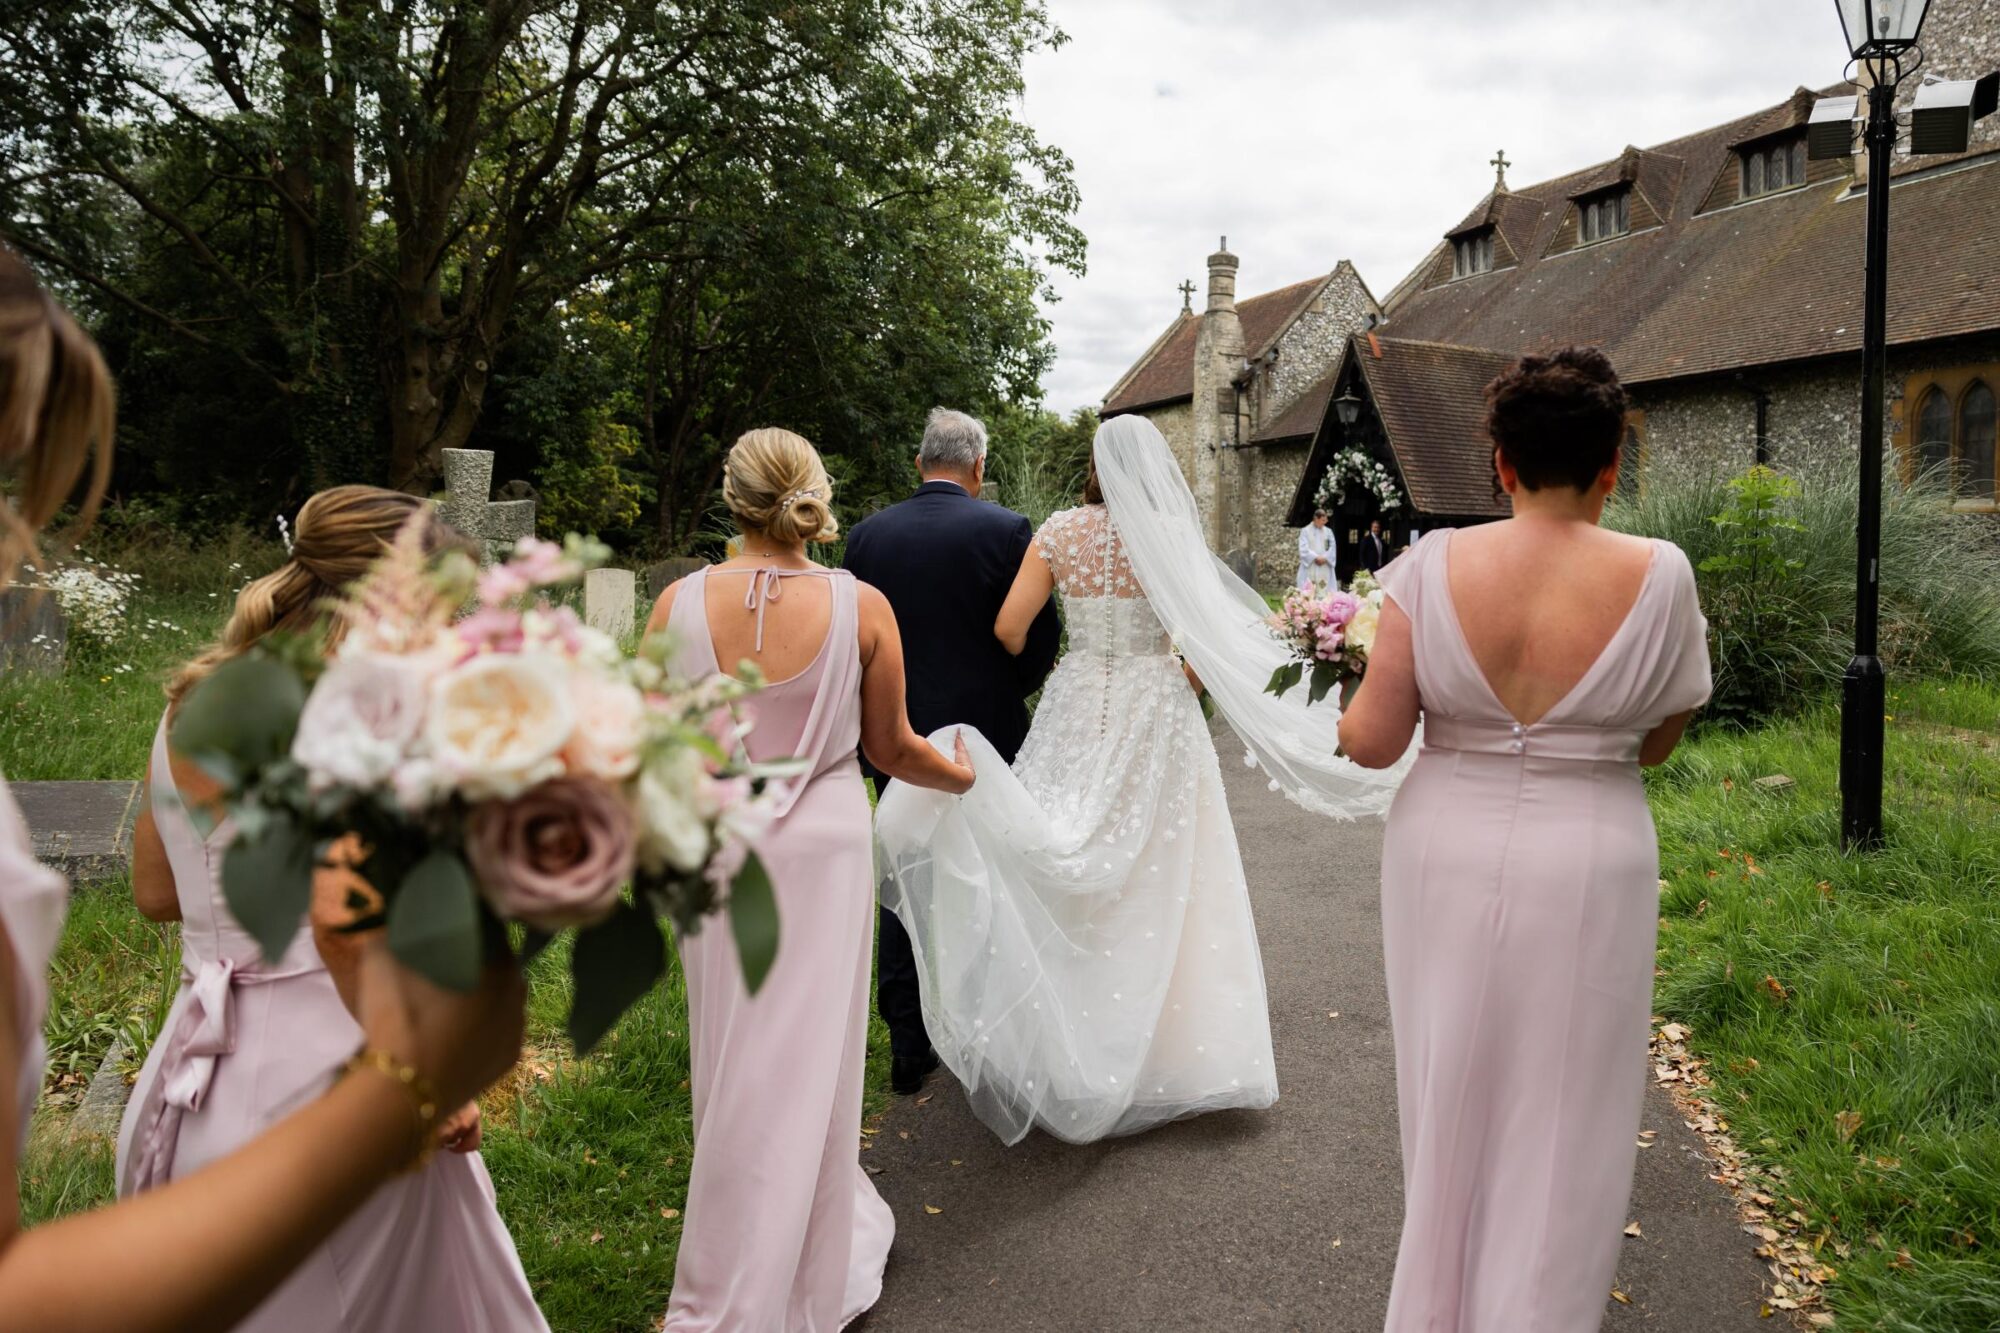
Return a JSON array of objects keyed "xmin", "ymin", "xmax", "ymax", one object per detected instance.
[{"xmin": 876, "ymin": 414, "xmax": 1404, "ymax": 1145}]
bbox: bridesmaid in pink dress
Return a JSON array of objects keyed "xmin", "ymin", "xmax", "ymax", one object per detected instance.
[
  {"xmin": 1340, "ymin": 349, "xmax": 1711, "ymax": 1332},
  {"xmin": 116, "ymin": 487, "xmax": 550, "ymax": 1333},
  {"xmin": 648, "ymin": 428, "xmax": 975, "ymax": 1332}
]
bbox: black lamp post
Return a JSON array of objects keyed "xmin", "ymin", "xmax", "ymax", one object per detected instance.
[{"xmin": 1826, "ymin": 0, "xmax": 1930, "ymax": 850}]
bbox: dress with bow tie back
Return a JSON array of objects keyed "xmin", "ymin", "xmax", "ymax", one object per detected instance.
[
  {"xmin": 1375, "ymin": 530, "xmax": 1711, "ymax": 1333},
  {"xmin": 661, "ymin": 565, "xmax": 893, "ymax": 1333},
  {"xmin": 115, "ymin": 714, "xmax": 549, "ymax": 1333}
]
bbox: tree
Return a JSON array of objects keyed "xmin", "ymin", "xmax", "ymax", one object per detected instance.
[{"xmin": 0, "ymin": 0, "xmax": 1082, "ymax": 502}]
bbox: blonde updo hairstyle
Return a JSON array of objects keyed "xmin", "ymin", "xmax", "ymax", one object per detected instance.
[
  {"xmin": 722, "ymin": 427, "xmax": 839, "ymax": 547},
  {"xmin": 167, "ymin": 485, "xmax": 470, "ymax": 707},
  {"xmin": 0, "ymin": 247, "xmax": 115, "ymax": 584}
]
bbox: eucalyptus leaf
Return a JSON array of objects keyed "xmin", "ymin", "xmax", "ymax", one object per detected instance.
[
  {"xmin": 729, "ymin": 852, "xmax": 780, "ymax": 995},
  {"xmin": 568, "ymin": 901, "xmax": 666, "ymax": 1055},
  {"xmin": 387, "ymin": 851, "xmax": 483, "ymax": 993},
  {"xmin": 220, "ymin": 810, "xmax": 315, "ymax": 963},
  {"xmin": 1308, "ymin": 660, "xmax": 1341, "ymax": 705},
  {"xmin": 171, "ymin": 653, "xmax": 307, "ymax": 782},
  {"xmin": 1264, "ymin": 661, "xmax": 1304, "ymax": 698}
]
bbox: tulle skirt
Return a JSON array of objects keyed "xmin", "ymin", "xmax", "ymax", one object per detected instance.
[{"xmin": 877, "ymin": 651, "xmax": 1277, "ymax": 1145}]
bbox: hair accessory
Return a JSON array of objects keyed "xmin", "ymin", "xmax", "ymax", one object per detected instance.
[
  {"xmin": 778, "ymin": 487, "xmax": 819, "ymax": 513},
  {"xmin": 276, "ymin": 512, "xmax": 294, "ymax": 555}
]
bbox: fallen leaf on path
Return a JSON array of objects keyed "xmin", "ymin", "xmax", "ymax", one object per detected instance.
[
  {"xmin": 950, "ymin": 1159, "xmax": 963, "ymax": 1167},
  {"xmin": 1609, "ymin": 1289, "xmax": 1631, "ymax": 1305},
  {"xmin": 1329, "ymin": 1238, "xmax": 1342, "ymax": 1249},
  {"xmin": 1659, "ymin": 1022, "xmax": 1688, "ymax": 1043},
  {"xmin": 915, "ymin": 1094, "xmax": 933, "ymax": 1106},
  {"xmin": 923, "ymin": 1205, "xmax": 942, "ymax": 1215},
  {"xmin": 1624, "ymin": 1222, "xmax": 1643, "ymax": 1238}
]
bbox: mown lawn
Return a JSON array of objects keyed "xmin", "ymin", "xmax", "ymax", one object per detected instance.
[{"xmin": 1649, "ymin": 678, "xmax": 2000, "ymax": 1332}]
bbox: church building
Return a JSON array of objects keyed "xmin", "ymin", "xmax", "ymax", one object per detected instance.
[{"xmin": 1100, "ymin": 0, "xmax": 2000, "ymax": 585}]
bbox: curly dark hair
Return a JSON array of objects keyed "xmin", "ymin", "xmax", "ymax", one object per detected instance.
[{"xmin": 1483, "ymin": 345, "xmax": 1629, "ymax": 494}]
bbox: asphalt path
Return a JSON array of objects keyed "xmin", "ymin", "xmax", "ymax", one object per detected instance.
[{"xmin": 857, "ymin": 723, "xmax": 1771, "ymax": 1331}]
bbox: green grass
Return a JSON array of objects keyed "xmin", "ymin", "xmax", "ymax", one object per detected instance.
[
  {"xmin": 1648, "ymin": 677, "xmax": 2000, "ymax": 1332},
  {"xmin": 1, "ymin": 590, "xmax": 228, "ymax": 780}
]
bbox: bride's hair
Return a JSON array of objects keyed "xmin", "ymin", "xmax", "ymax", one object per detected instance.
[
  {"xmin": 1484, "ymin": 345, "xmax": 1628, "ymax": 493},
  {"xmin": 168, "ymin": 485, "xmax": 465, "ymax": 707},
  {"xmin": 0, "ymin": 247, "xmax": 115, "ymax": 584},
  {"xmin": 723, "ymin": 427, "xmax": 839, "ymax": 545},
  {"xmin": 1081, "ymin": 449, "xmax": 1104, "ymax": 505}
]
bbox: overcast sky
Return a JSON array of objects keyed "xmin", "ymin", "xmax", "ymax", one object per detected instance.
[{"xmin": 1023, "ymin": 0, "xmax": 1854, "ymax": 413}]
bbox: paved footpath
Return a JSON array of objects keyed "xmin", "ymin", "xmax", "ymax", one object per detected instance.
[{"xmin": 859, "ymin": 725, "xmax": 1771, "ymax": 1331}]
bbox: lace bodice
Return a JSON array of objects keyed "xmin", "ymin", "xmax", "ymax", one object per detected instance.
[
  {"xmin": 1039, "ymin": 505, "xmax": 1169, "ymax": 657},
  {"xmin": 1039, "ymin": 505, "xmax": 1142, "ymax": 599}
]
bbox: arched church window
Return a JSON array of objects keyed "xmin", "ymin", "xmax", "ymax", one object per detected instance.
[
  {"xmin": 1917, "ymin": 387, "xmax": 1953, "ymax": 484},
  {"xmin": 1960, "ymin": 381, "xmax": 1997, "ymax": 501}
]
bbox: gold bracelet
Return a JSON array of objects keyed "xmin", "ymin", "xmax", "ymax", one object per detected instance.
[{"xmin": 344, "ymin": 1048, "xmax": 440, "ymax": 1173}]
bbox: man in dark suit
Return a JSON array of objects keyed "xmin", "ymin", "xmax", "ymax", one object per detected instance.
[
  {"xmin": 843, "ymin": 407, "xmax": 1062, "ymax": 1093},
  {"xmin": 1359, "ymin": 519, "xmax": 1390, "ymax": 574}
]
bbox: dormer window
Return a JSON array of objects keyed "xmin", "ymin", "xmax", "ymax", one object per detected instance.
[
  {"xmin": 1452, "ymin": 228, "xmax": 1494, "ymax": 279},
  {"xmin": 1579, "ymin": 188, "xmax": 1630, "ymax": 244},
  {"xmin": 1741, "ymin": 136, "xmax": 1808, "ymax": 198}
]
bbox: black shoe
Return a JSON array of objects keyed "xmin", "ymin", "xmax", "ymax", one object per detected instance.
[{"xmin": 891, "ymin": 1049, "xmax": 940, "ymax": 1095}]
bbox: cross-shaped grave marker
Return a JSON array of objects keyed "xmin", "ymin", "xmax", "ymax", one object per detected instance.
[{"xmin": 440, "ymin": 448, "xmax": 536, "ymax": 563}]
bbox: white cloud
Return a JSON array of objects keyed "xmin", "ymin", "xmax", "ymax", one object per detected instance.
[{"xmin": 1024, "ymin": 0, "xmax": 1849, "ymax": 412}]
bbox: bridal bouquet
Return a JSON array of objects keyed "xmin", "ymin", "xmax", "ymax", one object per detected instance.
[
  {"xmin": 172, "ymin": 524, "xmax": 783, "ymax": 1053},
  {"xmin": 1264, "ymin": 570, "xmax": 1385, "ymax": 707}
]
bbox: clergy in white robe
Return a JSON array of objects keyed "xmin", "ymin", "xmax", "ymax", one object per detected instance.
[{"xmin": 1297, "ymin": 511, "xmax": 1335, "ymax": 591}]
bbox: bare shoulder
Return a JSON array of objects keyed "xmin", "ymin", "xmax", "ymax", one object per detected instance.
[{"xmin": 854, "ymin": 578, "xmax": 894, "ymax": 622}]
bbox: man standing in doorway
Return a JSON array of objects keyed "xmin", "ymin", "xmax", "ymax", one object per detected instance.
[{"xmin": 1359, "ymin": 518, "xmax": 1390, "ymax": 574}]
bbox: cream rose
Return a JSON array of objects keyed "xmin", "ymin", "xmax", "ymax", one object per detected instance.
[
  {"xmin": 1346, "ymin": 595, "xmax": 1383, "ymax": 658},
  {"xmin": 426, "ymin": 653, "xmax": 575, "ymax": 801},
  {"xmin": 564, "ymin": 668, "xmax": 646, "ymax": 780}
]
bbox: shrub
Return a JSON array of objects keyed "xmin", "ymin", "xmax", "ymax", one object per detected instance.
[{"xmin": 1604, "ymin": 467, "xmax": 2000, "ymax": 723}]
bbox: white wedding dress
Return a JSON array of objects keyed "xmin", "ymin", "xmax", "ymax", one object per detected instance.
[{"xmin": 876, "ymin": 415, "xmax": 1404, "ymax": 1146}]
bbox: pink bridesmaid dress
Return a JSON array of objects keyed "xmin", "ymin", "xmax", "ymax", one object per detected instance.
[
  {"xmin": 1375, "ymin": 531, "xmax": 1710, "ymax": 1333},
  {"xmin": 2, "ymin": 770, "xmax": 66, "ymax": 1154},
  {"xmin": 115, "ymin": 716, "xmax": 550, "ymax": 1333},
  {"xmin": 662, "ymin": 566, "xmax": 893, "ymax": 1332}
]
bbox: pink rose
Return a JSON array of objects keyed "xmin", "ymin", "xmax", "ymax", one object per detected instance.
[
  {"xmin": 466, "ymin": 777, "xmax": 636, "ymax": 930},
  {"xmin": 1321, "ymin": 591, "xmax": 1360, "ymax": 628},
  {"xmin": 290, "ymin": 652, "xmax": 430, "ymax": 791}
]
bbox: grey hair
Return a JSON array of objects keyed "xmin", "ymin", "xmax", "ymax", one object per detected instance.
[{"xmin": 918, "ymin": 407, "xmax": 988, "ymax": 473}]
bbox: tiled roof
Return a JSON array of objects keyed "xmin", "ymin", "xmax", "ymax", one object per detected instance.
[
  {"xmin": 1383, "ymin": 88, "xmax": 2000, "ymax": 386},
  {"xmin": 1359, "ymin": 339, "xmax": 1517, "ymax": 518},
  {"xmin": 1102, "ymin": 275, "xmax": 1330, "ymax": 415}
]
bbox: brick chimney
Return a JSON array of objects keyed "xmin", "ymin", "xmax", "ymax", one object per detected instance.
[{"xmin": 1192, "ymin": 236, "xmax": 1246, "ymax": 551}]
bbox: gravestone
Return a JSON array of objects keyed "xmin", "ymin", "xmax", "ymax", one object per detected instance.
[
  {"xmin": 584, "ymin": 567, "xmax": 637, "ymax": 641},
  {"xmin": 0, "ymin": 586, "xmax": 66, "ymax": 676},
  {"xmin": 645, "ymin": 557, "xmax": 708, "ymax": 603},
  {"xmin": 1223, "ymin": 548, "xmax": 1259, "ymax": 589},
  {"xmin": 69, "ymin": 1036, "xmax": 131, "ymax": 1139},
  {"xmin": 12, "ymin": 780, "xmax": 142, "ymax": 885},
  {"xmin": 440, "ymin": 448, "xmax": 536, "ymax": 563}
]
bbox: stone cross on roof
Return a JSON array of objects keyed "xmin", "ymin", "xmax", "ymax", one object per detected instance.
[
  {"xmin": 441, "ymin": 448, "xmax": 535, "ymax": 563},
  {"xmin": 1490, "ymin": 148, "xmax": 1511, "ymax": 190},
  {"xmin": 1178, "ymin": 279, "xmax": 1196, "ymax": 313}
]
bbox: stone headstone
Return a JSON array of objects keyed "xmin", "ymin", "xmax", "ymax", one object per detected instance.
[
  {"xmin": 0, "ymin": 586, "xmax": 66, "ymax": 676},
  {"xmin": 1223, "ymin": 548, "xmax": 1259, "ymax": 589},
  {"xmin": 645, "ymin": 557, "xmax": 709, "ymax": 603},
  {"xmin": 12, "ymin": 780, "xmax": 142, "ymax": 885},
  {"xmin": 584, "ymin": 567, "xmax": 637, "ymax": 641},
  {"xmin": 68, "ymin": 1036, "xmax": 132, "ymax": 1139},
  {"xmin": 441, "ymin": 448, "xmax": 536, "ymax": 563}
]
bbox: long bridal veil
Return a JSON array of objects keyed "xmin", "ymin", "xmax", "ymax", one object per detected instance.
[{"xmin": 1092, "ymin": 414, "xmax": 1407, "ymax": 817}]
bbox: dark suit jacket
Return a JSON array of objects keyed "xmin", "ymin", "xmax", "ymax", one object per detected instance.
[
  {"xmin": 843, "ymin": 480, "xmax": 1061, "ymax": 780},
  {"xmin": 1359, "ymin": 532, "xmax": 1390, "ymax": 572}
]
